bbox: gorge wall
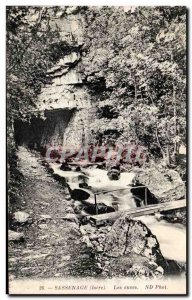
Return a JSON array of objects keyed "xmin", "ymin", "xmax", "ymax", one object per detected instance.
[{"xmin": 16, "ymin": 7, "xmax": 96, "ymax": 150}]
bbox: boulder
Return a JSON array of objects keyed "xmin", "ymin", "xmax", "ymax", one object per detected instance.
[
  {"xmin": 96, "ymin": 162, "xmax": 106, "ymax": 170},
  {"xmin": 81, "ymin": 223, "xmax": 96, "ymax": 234},
  {"xmin": 62, "ymin": 213, "xmax": 79, "ymax": 224},
  {"xmin": 9, "ymin": 230, "xmax": 24, "ymax": 242},
  {"xmin": 96, "ymin": 245, "xmax": 104, "ymax": 253},
  {"xmin": 38, "ymin": 224, "xmax": 48, "ymax": 229},
  {"xmin": 97, "ymin": 203, "xmax": 115, "ymax": 214},
  {"xmin": 65, "ymin": 6, "xmax": 79, "ymax": 15},
  {"xmin": 160, "ymin": 208, "xmax": 186, "ymax": 225},
  {"xmin": 154, "ymin": 266, "xmax": 164, "ymax": 277},
  {"xmin": 80, "ymin": 215, "xmax": 90, "ymax": 225},
  {"xmin": 69, "ymin": 188, "xmax": 90, "ymax": 201},
  {"xmin": 83, "ymin": 202, "xmax": 115, "ymax": 215},
  {"xmin": 60, "ymin": 163, "xmax": 72, "ymax": 171},
  {"xmin": 133, "ymin": 167, "xmax": 185, "ymax": 202},
  {"xmin": 111, "ymin": 164, "xmax": 120, "ymax": 171},
  {"xmin": 39, "ymin": 214, "xmax": 52, "ymax": 221},
  {"xmin": 127, "ymin": 263, "xmax": 164, "ymax": 279},
  {"xmin": 89, "ymin": 233, "xmax": 98, "ymax": 241},
  {"xmin": 79, "ymin": 182, "xmax": 89, "ymax": 188},
  {"xmin": 65, "ymin": 206, "xmax": 74, "ymax": 214},
  {"xmin": 107, "ymin": 169, "xmax": 120, "ymax": 181},
  {"xmin": 75, "ymin": 166, "xmax": 81, "ymax": 172},
  {"xmin": 81, "ymin": 235, "xmax": 93, "ymax": 248},
  {"xmin": 53, "ymin": 174, "xmax": 66, "ymax": 185},
  {"xmin": 73, "ymin": 201, "xmax": 84, "ymax": 214},
  {"xmin": 79, "ymin": 226, "xmax": 87, "ymax": 236},
  {"xmin": 65, "ymin": 195, "xmax": 71, "ymax": 201},
  {"xmin": 104, "ymin": 215, "xmax": 162, "ymax": 263},
  {"xmin": 12, "ymin": 211, "xmax": 31, "ymax": 224}
]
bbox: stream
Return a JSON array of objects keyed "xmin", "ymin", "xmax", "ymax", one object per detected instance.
[{"xmin": 50, "ymin": 163, "xmax": 186, "ymax": 265}]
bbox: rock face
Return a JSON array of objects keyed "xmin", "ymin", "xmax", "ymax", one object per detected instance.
[
  {"xmin": 37, "ymin": 9, "xmax": 94, "ymax": 148},
  {"xmin": 133, "ymin": 167, "xmax": 185, "ymax": 203},
  {"xmin": 104, "ymin": 215, "xmax": 162, "ymax": 262},
  {"xmin": 16, "ymin": 7, "xmax": 95, "ymax": 150}
]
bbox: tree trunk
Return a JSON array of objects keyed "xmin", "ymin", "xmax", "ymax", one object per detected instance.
[
  {"xmin": 172, "ymin": 84, "xmax": 178, "ymax": 163},
  {"xmin": 166, "ymin": 145, "xmax": 170, "ymax": 165},
  {"xmin": 155, "ymin": 126, "xmax": 167, "ymax": 163},
  {"xmin": 147, "ymin": 91, "xmax": 168, "ymax": 164},
  {"xmin": 134, "ymin": 82, "xmax": 137, "ymax": 101}
]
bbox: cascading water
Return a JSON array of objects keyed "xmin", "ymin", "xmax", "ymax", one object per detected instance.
[
  {"xmin": 82, "ymin": 168, "xmax": 136, "ymax": 210},
  {"xmin": 50, "ymin": 163, "xmax": 136, "ymax": 209},
  {"xmin": 135, "ymin": 215, "xmax": 186, "ymax": 263},
  {"xmin": 49, "ymin": 163, "xmax": 186, "ymax": 264}
]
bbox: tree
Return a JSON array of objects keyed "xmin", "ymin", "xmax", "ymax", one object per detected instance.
[{"xmin": 80, "ymin": 6, "xmax": 186, "ymax": 164}]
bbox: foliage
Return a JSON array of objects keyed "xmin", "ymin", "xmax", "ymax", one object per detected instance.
[
  {"xmin": 80, "ymin": 6, "xmax": 186, "ymax": 163},
  {"xmin": 6, "ymin": 6, "xmax": 186, "ymax": 166}
]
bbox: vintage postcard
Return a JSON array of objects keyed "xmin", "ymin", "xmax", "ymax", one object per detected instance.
[{"xmin": 7, "ymin": 6, "xmax": 187, "ymax": 295}]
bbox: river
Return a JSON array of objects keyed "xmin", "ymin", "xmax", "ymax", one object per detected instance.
[{"xmin": 50, "ymin": 163, "xmax": 186, "ymax": 264}]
